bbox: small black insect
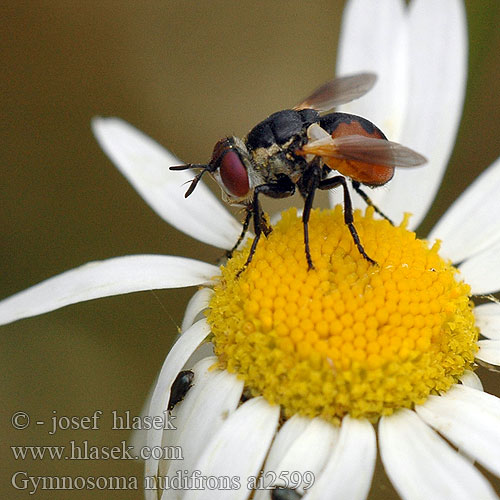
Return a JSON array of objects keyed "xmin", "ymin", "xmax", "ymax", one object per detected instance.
[
  {"xmin": 171, "ymin": 73, "xmax": 426, "ymax": 271},
  {"xmin": 168, "ymin": 370, "xmax": 194, "ymax": 411},
  {"xmin": 271, "ymin": 486, "xmax": 303, "ymax": 500}
]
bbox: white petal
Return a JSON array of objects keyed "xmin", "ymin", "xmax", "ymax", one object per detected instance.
[
  {"xmin": 182, "ymin": 397, "xmax": 280, "ymax": 500},
  {"xmin": 178, "ymin": 287, "xmax": 215, "ymax": 367},
  {"xmin": 0, "ymin": 255, "xmax": 217, "ymax": 326},
  {"xmin": 272, "ymin": 419, "xmax": 337, "ymax": 493},
  {"xmin": 458, "ymin": 239, "xmax": 500, "ymax": 295},
  {"xmin": 92, "ymin": 117, "xmax": 241, "ymax": 249},
  {"xmin": 253, "ymin": 414, "xmax": 309, "ymax": 500},
  {"xmin": 183, "ymin": 342, "xmax": 216, "ymax": 369},
  {"xmin": 373, "ymin": 0, "xmax": 467, "ymax": 228},
  {"xmin": 455, "ymin": 373, "xmax": 485, "ymax": 461},
  {"xmin": 415, "ymin": 384, "xmax": 500, "ymax": 477},
  {"xmin": 379, "ymin": 409, "xmax": 497, "ymax": 500},
  {"xmin": 475, "ymin": 303, "xmax": 500, "ymax": 340},
  {"xmin": 335, "ymin": 0, "xmax": 408, "ymax": 214},
  {"xmin": 460, "ymin": 370, "xmax": 484, "ymax": 391},
  {"xmin": 158, "ymin": 357, "xmax": 217, "ymax": 483},
  {"xmin": 428, "ymin": 157, "xmax": 500, "ymax": 262},
  {"xmin": 303, "ymin": 416, "xmax": 375, "ymax": 500},
  {"xmin": 254, "ymin": 417, "xmax": 338, "ymax": 499},
  {"xmin": 181, "ymin": 288, "xmax": 213, "ymax": 332},
  {"xmin": 159, "ymin": 357, "xmax": 244, "ymax": 499},
  {"xmin": 336, "ymin": 0, "xmax": 408, "ymax": 142},
  {"xmin": 477, "ymin": 340, "xmax": 500, "ymax": 367},
  {"xmin": 129, "ymin": 374, "xmax": 161, "ymax": 458},
  {"xmin": 145, "ymin": 319, "xmax": 211, "ymax": 481}
]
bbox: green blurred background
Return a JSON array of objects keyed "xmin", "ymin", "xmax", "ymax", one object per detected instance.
[{"xmin": 1, "ymin": 1, "xmax": 499, "ymax": 498}]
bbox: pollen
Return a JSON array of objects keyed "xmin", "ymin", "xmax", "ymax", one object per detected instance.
[{"xmin": 206, "ymin": 207, "xmax": 478, "ymax": 423}]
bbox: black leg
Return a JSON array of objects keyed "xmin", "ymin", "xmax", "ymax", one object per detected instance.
[
  {"xmin": 301, "ymin": 165, "xmax": 322, "ymax": 270},
  {"xmin": 236, "ymin": 191, "xmax": 265, "ymax": 277},
  {"xmin": 319, "ymin": 176, "xmax": 377, "ymax": 265},
  {"xmin": 235, "ymin": 176, "xmax": 296, "ymax": 276},
  {"xmin": 351, "ymin": 181, "xmax": 394, "ymax": 225},
  {"xmin": 226, "ymin": 206, "xmax": 253, "ymax": 259}
]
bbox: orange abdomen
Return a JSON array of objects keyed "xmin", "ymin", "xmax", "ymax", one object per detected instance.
[{"xmin": 320, "ymin": 112, "xmax": 394, "ymax": 186}]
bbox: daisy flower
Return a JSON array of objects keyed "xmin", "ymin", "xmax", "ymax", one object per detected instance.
[{"xmin": 1, "ymin": 0, "xmax": 500, "ymax": 499}]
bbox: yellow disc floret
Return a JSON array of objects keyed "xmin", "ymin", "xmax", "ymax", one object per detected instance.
[{"xmin": 207, "ymin": 207, "xmax": 478, "ymax": 423}]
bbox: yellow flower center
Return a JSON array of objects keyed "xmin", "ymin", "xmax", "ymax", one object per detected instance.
[{"xmin": 207, "ymin": 207, "xmax": 478, "ymax": 423}]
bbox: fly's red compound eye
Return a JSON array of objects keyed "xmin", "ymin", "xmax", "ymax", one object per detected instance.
[{"xmin": 219, "ymin": 150, "xmax": 250, "ymax": 197}]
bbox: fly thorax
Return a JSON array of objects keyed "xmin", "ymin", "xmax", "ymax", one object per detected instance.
[{"xmin": 250, "ymin": 141, "xmax": 305, "ymax": 183}]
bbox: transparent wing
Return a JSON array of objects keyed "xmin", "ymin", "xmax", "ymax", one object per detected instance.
[
  {"xmin": 301, "ymin": 134, "xmax": 427, "ymax": 168},
  {"xmin": 293, "ymin": 73, "xmax": 377, "ymax": 113}
]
